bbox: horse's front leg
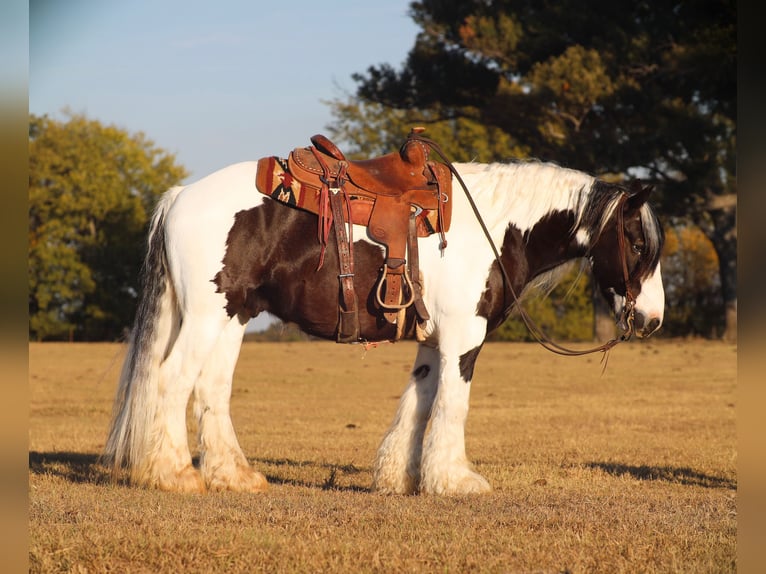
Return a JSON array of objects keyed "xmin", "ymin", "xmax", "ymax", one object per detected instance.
[
  {"xmin": 373, "ymin": 344, "xmax": 439, "ymax": 494},
  {"xmin": 419, "ymin": 326, "xmax": 491, "ymax": 495}
]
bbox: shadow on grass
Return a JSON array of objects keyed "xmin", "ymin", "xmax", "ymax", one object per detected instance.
[
  {"xmin": 28, "ymin": 451, "xmax": 371, "ymax": 493},
  {"xmin": 253, "ymin": 457, "xmax": 372, "ymax": 493},
  {"xmin": 28, "ymin": 451, "xmax": 111, "ymax": 485},
  {"xmin": 586, "ymin": 461, "xmax": 736, "ymax": 490}
]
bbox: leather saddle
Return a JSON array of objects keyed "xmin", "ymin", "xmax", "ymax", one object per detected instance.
[{"xmin": 255, "ymin": 129, "xmax": 452, "ymax": 342}]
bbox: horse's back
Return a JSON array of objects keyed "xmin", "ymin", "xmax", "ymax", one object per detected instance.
[{"xmin": 167, "ymin": 162, "xmax": 263, "ymax": 218}]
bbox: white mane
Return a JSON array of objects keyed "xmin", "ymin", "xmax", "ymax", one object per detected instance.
[{"xmin": 454, "ymin": 160, "xmax": 596, "ymax": 234}]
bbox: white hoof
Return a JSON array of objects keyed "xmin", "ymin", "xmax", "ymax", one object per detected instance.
[
  {"xmin": 202, "ymin": 458, "xmax": 269, "ymax": 493},
  {"xmin": 372, "ymin": 466, "xmax": 418, "ymax": 495},
  {"xmin": 134, "ymin": 463, "xmax": 206, "ymax": 493},
  {"xmin": 420, "ymin": 466, "xmax": 492, "ymax": 496}
]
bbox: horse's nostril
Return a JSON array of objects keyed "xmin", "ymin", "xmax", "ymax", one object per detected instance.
[{"xmin": 646, "ymin": 317, "xmax": 660, "ymax": 334}]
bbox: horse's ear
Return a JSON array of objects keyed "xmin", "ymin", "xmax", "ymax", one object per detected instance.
[{"xmin": 625, "ymin": 181, "xmax": 653, "ymax": 211}]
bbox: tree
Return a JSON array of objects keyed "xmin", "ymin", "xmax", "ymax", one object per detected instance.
[
  {"xmin": 29, "ymin": 113, "xmax": 188, "ymax": 341},
  {"xmin": 661, "ymin": 222, "xmax": 723, "ymax": 337},
  {"xmin": 331, "ymin": 0, "xmax": 736, "ymax": 339},
  {"xmin": 326, "ymin": 98, "xmax": 526, "ymax": 162},
  {"xmin": 488, "ymin": 264, "xmax": 595, "ymax": 342}
]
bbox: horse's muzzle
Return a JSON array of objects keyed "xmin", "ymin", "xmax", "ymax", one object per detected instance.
[{"xmin": 633, "ymin": 313, "xmax": 662, "ymax": 339}]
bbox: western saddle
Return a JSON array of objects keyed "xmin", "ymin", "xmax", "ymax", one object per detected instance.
[{"xmin": 255, "ymin": 128, "xmax": 453, "ymax": 343}]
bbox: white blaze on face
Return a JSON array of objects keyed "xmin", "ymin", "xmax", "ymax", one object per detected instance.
[
  {"xmin": 610, "ymin": 262, "xmax": 665, "ymax": 336},
  {"xmin": 635, "ymin": 262, "xmax": 665, "ymax": 329}
]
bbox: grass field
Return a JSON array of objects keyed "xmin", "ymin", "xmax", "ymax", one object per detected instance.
[{"xmin": 29, "ymin": 340, "xmax": 736, "ymax": 573}]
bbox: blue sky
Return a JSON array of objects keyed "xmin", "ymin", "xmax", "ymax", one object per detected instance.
[
  {"xmin": 29, "ymin": 0, "xmax": 419, "ymax": 330},
  {"xmin": 30, "ymin": 0, "xmax": 419, "ymax": 181}
]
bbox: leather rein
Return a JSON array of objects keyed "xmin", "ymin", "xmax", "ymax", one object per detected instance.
[{"xmin": 407, "ymin": 132, "xmax": 637, "ymax": 358}]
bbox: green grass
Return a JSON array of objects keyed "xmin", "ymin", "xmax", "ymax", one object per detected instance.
[{"xmin": 29, "ymin": 340, "xmax": 736, "ymax": 573}]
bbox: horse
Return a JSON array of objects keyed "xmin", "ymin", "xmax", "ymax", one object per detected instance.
[{"xmin": 103, "ymin": 152, "xmax": 665, "ymax": 496}]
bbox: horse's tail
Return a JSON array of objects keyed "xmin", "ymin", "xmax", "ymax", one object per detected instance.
[{"xmin": 103, "ymin": 185, "xmax": 185, "ymax": 482}]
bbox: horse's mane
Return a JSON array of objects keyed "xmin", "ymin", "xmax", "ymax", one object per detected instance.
[{"xmin": 457, "ymin": 160, "xmax": 594, "ymax": 234}]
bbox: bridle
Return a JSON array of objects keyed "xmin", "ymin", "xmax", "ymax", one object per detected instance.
[
  {"xmin": 407, "ymin": 131, "xmax": 638, "ymax": 359},
  {"xmin": 613, "ymin": 193, "xmax": 638, "ymax": 340}
]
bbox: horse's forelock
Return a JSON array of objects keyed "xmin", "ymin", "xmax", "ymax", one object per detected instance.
[
  {"xmin": 577, "ymin": 180, "xmax": 625, "ymax": 240},
  {"xmin": 637, "ymin": 202, "xmax": 664, "ymax": 277}
]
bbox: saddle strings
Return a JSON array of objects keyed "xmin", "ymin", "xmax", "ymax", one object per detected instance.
[{"xmin": 406, "ymin": 132, "xmax": 636, "ymax": 360}]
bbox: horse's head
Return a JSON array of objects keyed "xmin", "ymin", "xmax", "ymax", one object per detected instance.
[{"xmin": 588, "ymin": 181, "xmax": 665, "ymax": 339}]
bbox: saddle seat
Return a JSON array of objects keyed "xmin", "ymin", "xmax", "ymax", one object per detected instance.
[
  {"xmin": 255, "ymin": 129, "xmax": 453, "ymax": 343},
  {"xmin": 305, "ymin": 133, "xmax": 438, "ymax": 197}
]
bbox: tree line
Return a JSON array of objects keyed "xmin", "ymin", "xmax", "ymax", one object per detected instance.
[{"xmin": 29, "ymin": 1, "xmax": 735, "ymax": 342}]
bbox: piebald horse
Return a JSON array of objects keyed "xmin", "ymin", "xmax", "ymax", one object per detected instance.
[{"xmin": 104, "ymin": 157, "xmax": 664, "ymax": 495}]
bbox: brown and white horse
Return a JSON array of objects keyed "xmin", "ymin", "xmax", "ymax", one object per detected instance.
[{"xmin": 104, "ymin": 158, "xmax": 664, "ymax": 495}]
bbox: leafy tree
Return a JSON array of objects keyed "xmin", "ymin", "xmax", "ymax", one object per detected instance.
[
  {"xmin": 326, "ymin": 98, "xmax": 526, "ymax": 162},
  {"xmin": 29, "ymin": 113, "xmax": 188, "ymax": 341},
  {"xmin": 661, "ymin": 222, "xmax": 723, "ymax": 337},
  {"xmin": 488, "ymin": 264, "xmax": 595, "ymax": 342},
  {"xmin": 330, "ymin": 0, "xmax": 736, "ymax": 340}
]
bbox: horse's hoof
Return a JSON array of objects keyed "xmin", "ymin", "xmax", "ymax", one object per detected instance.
[
  {"xmin": 420, "ymin": 468, "xmax": 492, "ymax": 496},
  {"xmin": 372, "ymin": 470, "xmax": 418, "ymax": 495},
  {"xmin": 455, "ymin": 471, "xmax": 492, "ymax": 495},
  {"xmin": 153, "ymin": 464, "xmax": 206, "ymax": 493},
  {"xmin": 206, "ymin": 465, "xmax": 269, "ymax": 493}
]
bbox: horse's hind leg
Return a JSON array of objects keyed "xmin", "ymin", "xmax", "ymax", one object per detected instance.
[
  {"xmin": 144, "ymin": 313, "xmax": 231, "ymax": 492},
  {"xmin": 194, "ymin": 315, "xmax": 268, "ymax": 492},
  {"xmin": 373, "ymin": 344, "xmax": 439, "ymax": 494}
]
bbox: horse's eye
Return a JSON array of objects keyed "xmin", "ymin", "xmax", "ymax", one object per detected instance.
[{"xmin": 632, "ymin": 243, "xmax": 644, "ymax": 256}]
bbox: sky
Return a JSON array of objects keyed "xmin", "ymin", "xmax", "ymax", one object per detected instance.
[
  {"xmin": 30, "ymin": 0, "xmax": 418, "ymax": 180},
  {"xmin": 29, "ymin": 0, "xmax": 420, "ymax": 330}
]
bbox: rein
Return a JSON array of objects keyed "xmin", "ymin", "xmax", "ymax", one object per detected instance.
[{"xmin": 407, "ymin": 131, "xmax": 637, "ymax": 359}]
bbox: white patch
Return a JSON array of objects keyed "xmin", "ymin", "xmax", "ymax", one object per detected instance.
[
  {"xmin": 575, "ymin": 228, "xmax": 591, "ymax": 248},
  {"xmin": 609, "ymin": 262, "xmax": 665, "ymax": 335},
  {"xmin": 635, "ymin": 261, "xmax": 665, "ymax": 327}
]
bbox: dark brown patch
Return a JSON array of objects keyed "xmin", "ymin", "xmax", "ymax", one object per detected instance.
[
  {"xmin": 459, "ymin": 344, "xmax": 483, "ymax": 382},
  {"xmin": 476, "ymin": 211, "xmax": 581, "ymax": 334},
  {"xmin": 589, "ymin": 201, "xmax": 652, "ymax": 305},
  {"xmin": 213, "ymin": 200, "xmax": 411, "ymax": 342}
]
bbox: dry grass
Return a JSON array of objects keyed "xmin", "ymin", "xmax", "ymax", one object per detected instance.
[{"xmin": 29, "ymin": 340, "xmax": 736, "ymax": 573}]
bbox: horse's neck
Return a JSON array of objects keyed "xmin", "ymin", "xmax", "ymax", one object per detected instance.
[
  {"xmin": 523, "ymin": 210, "xmax": 586, "ymax": 280},
  {"xmin": 460, "ymin": 162, "xmax": 595, "ymax": 280}
]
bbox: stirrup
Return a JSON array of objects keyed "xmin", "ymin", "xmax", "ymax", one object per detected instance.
[{"xmin": 375, "ymin": 265, "xmax": 416, "ymax": 311}]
